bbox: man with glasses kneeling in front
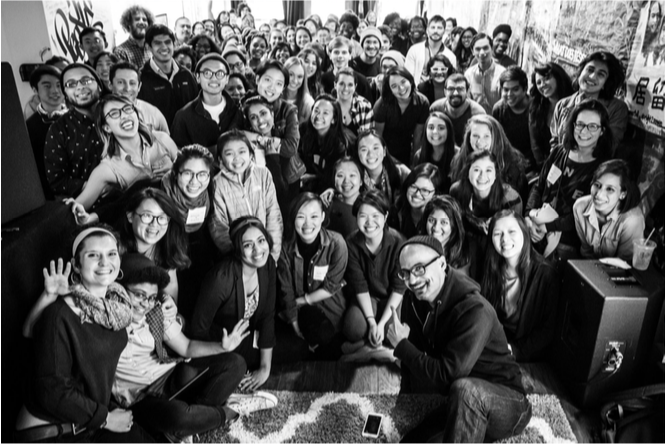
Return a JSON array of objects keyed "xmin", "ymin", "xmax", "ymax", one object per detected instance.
[
  {"xmin": 113, "ymin": 253, "xmax": 277, "ymax": 443},
  {"xmin": 386, "ymin": 235, "xmax": 531, "ymax": 443}
]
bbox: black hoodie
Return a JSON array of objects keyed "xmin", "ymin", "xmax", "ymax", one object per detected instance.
[{"xmin": 395, "ymin": 266, "xmax": 525, "ymax": 395}]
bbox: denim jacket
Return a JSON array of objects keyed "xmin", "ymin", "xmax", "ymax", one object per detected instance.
[{"xmin": 277, "ymin": 229, "xmax": 348, "ymax": 329}]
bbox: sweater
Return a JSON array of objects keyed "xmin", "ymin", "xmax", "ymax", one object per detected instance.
[
  {"xmin": 209, "ymin": 164, "xmax": 283, "ymax": 260},
  {"xmin": 27, "ymin": 298, "xmax": 128, "ymax": 429},
  {"xmin": 171, "ymin": 90, "xmax": 243, "ymax": 157},
  {"xmin": 137, "ymin": 59, "xmax": 199, "ymax": 129},
  {"xmin": 395, "ymin": 267, "xmax": 525, "ymax": 394}
]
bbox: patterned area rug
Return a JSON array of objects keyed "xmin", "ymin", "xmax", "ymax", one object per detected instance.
[{"xmin": 199, "ymin": 391, "xmax": 577, "ymax": 443}]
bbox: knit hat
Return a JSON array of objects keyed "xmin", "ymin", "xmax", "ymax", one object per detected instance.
[
  {"xmin": 195, "ymin": 53, "xmax": 231, "ymax": 74},
  {"xmin": 380, "ymin": 50, "xmax": 405, "ymax": 68},
  {"xmin": 222, "ymin": 44, "xmax": 247, "ymax": 64},
  {"xmin": 119, "ymin": 253, "xmax": 170, "ymax": 290},
  {"xmin": 360, "ymin": 27, "xmax": 382, "ymax": 47},
  {"xmin": 492, "ymin": 24, "xmax": 512, "ymax": 39},
  {"xmin": 398, "ymin": 235, "xmax": 445, "ymax": 258},
  {"xmin": 59, "ymin": 63, "xmax": 103, "ymax": 95}
]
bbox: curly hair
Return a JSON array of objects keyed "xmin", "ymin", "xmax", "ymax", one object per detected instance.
[{"xmin": 120, "ymin": 5, "xmax": 155, "ymax": 34}]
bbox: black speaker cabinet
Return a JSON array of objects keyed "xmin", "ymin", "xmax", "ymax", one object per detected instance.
[
  {"xmin": 1, "ymin": 62, "xmax": 45, "ymax": 224},
  {"xmin": 552, "ymin": 260, "xmax": 665, "ymax": 407}
]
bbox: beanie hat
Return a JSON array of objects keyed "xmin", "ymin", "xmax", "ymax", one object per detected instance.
[
  {"xmin": 195, "ymin": 52, "xmax": 231, "ymax": 74},
  {"xmin": 360, "ymin": 27, "xmax": 382, "ymax": 47},
  {"xmin": 492, "ymin": 24, "xmax": 512, "ymax": 39},
  {"xmin": 381, "ymin": 50, "xmax": 405, "ymax": 68},
  {"xmin": 222, "ymin": 44, "xmax": 247, "ymax": 64},
  {"xmin": 398, "ymin": 235, "xmax": 445, "ymax": 258},
  {"xmin": 59, "ymin": 63, "xmax": 103, "ymax": 95},
  {"xmin": 119, "ymin": 253, "xmax": 170, "ymax": 290}
]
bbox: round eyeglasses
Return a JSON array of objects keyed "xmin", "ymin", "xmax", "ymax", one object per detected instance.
[
  {"xmin": 136, "ymin": 212, "xmax": 170, "ymax": 226},
  {"xmin": 179, "ymin": 169, "xmax": 210, "ymax": 183},
  {"xmin": 199, "ymin": 69, "xmax": 228, "ymax": 80},
  {"xmin": 397, "ymin": 256, "xmax": 440, "ymax": 281},
  {"xmin": 105, "ymin": 104, "xmax": 136, "ymax": 120}
]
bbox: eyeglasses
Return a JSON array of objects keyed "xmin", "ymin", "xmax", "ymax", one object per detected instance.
[
  {"xmin": 408, "ymin": 184, "xmax": 435, "ymax": 197},
  {"xmin": 229, "ymin": 61, "xmax": 245, "ymax": 71},
  {"xmin": 127, "ymin": 288, "xmax": 159, "ymax": 305},
  {"xmin": 64, "ymin": 77, "xmax": 95, "ymax": 89},
  {"xmin": 179, "ymin": 169, "xmax": 210, "ymax": 183},
  {"xmin": 199, "ymin": 69, "xmax": 228, "ymax": 79},
  {"xmin": 136, "ymin": 212, "xmax": 170, "ymax": 226},
  {"xmin": 397, "ymin": 256, "xmax": 440, "ymax": 281},
  {"xmin": 445, "ymin": 86, "xmax": 466, "ymax": 93},
  {"xmin": 574, "ymin": 122, "xmax": 602, "ymax": 133},
  {"xmin": 105, "ymin": 104, "xmax": 136, "ymax": 120}
]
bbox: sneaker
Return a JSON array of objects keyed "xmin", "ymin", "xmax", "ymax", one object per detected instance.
[
  {"xmin": 227, "ymin": 391, "xmax": 278, "ymax": 415},
  {"xmin": 163, "ymin": 432, "xmax": 193, "ymax": 443}
]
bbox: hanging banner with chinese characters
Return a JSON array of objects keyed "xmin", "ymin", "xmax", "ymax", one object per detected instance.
[
  {"xmin": 625, "ymin": 0, "xmax": 665, "ymax": 138},
  {"xmin": 43, "ymin": 1, "xmax": 115, "ymax": 63}
]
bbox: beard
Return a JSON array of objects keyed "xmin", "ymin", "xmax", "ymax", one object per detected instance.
[{"xmin": 68, "ymin": 87, "xmax": 100, "ymax": 109}]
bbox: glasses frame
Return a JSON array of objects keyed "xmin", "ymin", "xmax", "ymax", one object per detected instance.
[
  {"xmin": 574, "ymin": 122, "xmax": 602, "ymax": 133},
  {"xmin": 199, "ymin": 69, "xmax": 228, "ymax": 80},
  {"xmin": 408, "ymin": 184, "xmax": 435, "ymax": 197},
  {"xmin": 398, "ymin": 255, "xmax": 440, "ymax": 281},
  {"xmin": 179, "ymin": 169, "xmax": 211, "ymax": 183},
  {"xmin": 64, "ymin": 77, "xmax": 95, "ymax": 89},
  {"xmin": 136, "ymin": 212, "xmax": 170, "ymax": 226},
  {"xmin": 127, "ymin": 288, "xmax": 159, "ymax": 305},
  {"xmin": 105, "ymin": 104, "xmax": 136, "ymax": 120}
]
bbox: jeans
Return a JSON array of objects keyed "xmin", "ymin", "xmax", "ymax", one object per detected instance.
[
  {"xmin": 131, "ymin": 352, "xmax": 246, "ymax": 438},
  {"xmin": 298, "ymin": 304, "xmax": 336, "ymax": 346},
  {"xmin": 401, "ymin": 377, "xmax": 532, "ymax": 443},
  {"xmin": 342, "ymin": 298, "xmax": 400, "ymax": 343}
]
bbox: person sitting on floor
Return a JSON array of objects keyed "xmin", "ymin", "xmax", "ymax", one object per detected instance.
[
  {"xmin": 112, "ymin": 253, "xmax": 277, "ymax": 442},
  {"xmin": 388, "ymin": 235, "xmax": 531, "ymax": 443}
]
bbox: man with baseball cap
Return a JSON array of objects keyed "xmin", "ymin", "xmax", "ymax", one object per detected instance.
[
  {"xmin": 172, "ymin": 54, "xmax": 243, "ymax": 157},
  {"xmin": 387, "ymin": 235, "xmax": 531, "ymax": 442},
  {"xmin": 44, "ymin": 63, "xmax": 105, "ymax": 197},
  {"xmin": 351, "ymin": 27, "xmax": 383, "ymax": 79}
]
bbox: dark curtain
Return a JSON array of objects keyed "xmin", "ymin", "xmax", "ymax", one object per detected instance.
[
  {"xmin": 231, "ymin": 0, "xmax": 240, "ymax": 13},
  {"xmin": 283, "ymin": 0, "xmax": 305, "ymax": 26},
  {"xmin": 346, "ymin": 1, "xmax": 377, "ymax": 19}
]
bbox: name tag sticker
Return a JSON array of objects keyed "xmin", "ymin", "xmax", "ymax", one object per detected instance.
[
  {"xmin": 312, "ymin": 265, "xmax": 329, "ymax": 281},
  {"xmin": 547, "ymin": 164, "xmax": 562, "ymax": 185},
  {"xmin": 186, "ymin": 207, "xmax": 206, "ymax": 225},
  {"xmin": 313, "ymin": 154, "xmax": 321, "ymax": 165}
]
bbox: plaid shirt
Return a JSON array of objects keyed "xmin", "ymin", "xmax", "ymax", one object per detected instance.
[
  {"xmin": 347, "ymin": 94, "xmax": 374, "ymax": 135},
  {"xmin": 113, "ymin": 37, "xmax": 152, "ymax": 69}
]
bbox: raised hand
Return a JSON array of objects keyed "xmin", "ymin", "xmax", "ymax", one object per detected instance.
[
  {"xmin": 386, "ymin": 306, "xmax": 410, "ymax": 348},
  {"xmin": 221, "ymin": 318, "xmax": 251, "ymax": 352},
  {"xmin": 43, "ymin": 259, "xmax": 71, "ymax": 297}
]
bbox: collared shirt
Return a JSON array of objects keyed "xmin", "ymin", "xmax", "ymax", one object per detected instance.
[
  {"xmin": 150, "ymin": 58, "xmax": 180, "ymax": 83},
  {"xmin": 135, "ymin": 99, "xmax": 170, "ymax": 134},
  {"xmin": 112, "ymin": 318, "xmax": 181, "ymax": 408},
  {"xmin": 114, "ymin": 36, "xmax": 152, "ymax": 69},
  {"xmin": 339, "ymin": 93, "xmax": 374, "ymax": 136},
  {"xmin": 464, "ymin": 60, "xmax": 505, "ymax": 114},
  {"xmin": 573, "ymin": 195, "xmax": 645, "ymax": 261},
  {"xmin": 44, "ymin": 108, "xmax": 104, "ymax": 196},
  {"xmin": 99, "ymin": 131, "xmax": 177, "ymax": 191}
]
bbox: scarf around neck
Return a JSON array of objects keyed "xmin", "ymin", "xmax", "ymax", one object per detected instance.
[
  {"xmin": 68, "ymin": 282, "xmax": 133, "ymax": 331},
  {"xmin": 161, "ymin": 174, "xmax": 210, "ymax": 233}
]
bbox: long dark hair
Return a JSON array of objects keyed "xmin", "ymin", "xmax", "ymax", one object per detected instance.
[
  {"xmin": 96, "ymin": 94, "xmax": 153, "ymax": 158},
  {"xmin": 397, "ymin": 163, "xmax": 444, "ymax": 213},
  {"xmin": 453, "ymin": 27, "xmax": 477, "ymax": 67},
  {"xmin": 381, "ymin": 66, "xmax": 416, "ymax": 106},
  {"xmin": 299, "ymin": 48, "xmax": 323, "ymax": 97},
  {"xmin": 417, "ymin": 195, "xmax": 469, "ymax": 269},
  {"xmin": 591, "ymin": 159, "xmax": 640, "ymax": 213},
  {"xmin": 528, "ymin": 62, "xmax": 573, "ymax": 132},
  {"xmin": 562, "ymin": 98, "xmax": 614, "ymax": 160},
  {"xmin": 452, "ymin": 150, "xmax": 505, "ymax": 213},
  {"xmin": 481, "ymin": 210, "xmax": 534, "ymax": 307},
  {"xmin": 301, "ymin": 94, "xmax": 349, "ymax": 158},
  {"xmin": 229, "ymin": 216, "xmax": 274, "ymax": 262},
  {"xmin": 353, "ymin": 130, "xmax": 404, "ymax": 204},
  {"xmin": 421, "ymin": 111, "xmax": 456, "ymax": 188},
  {"xmin": 119, "ymin": 187, "xmax": 190, "ymax": 270},
  {"xmin": 451, "ymin": 114, "xmax": 525, "ymax": 184}
]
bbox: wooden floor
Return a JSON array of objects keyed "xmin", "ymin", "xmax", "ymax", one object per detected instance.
[{"xmin": 263, "ymin": 360, "xmax": 600, "ymax": 443}]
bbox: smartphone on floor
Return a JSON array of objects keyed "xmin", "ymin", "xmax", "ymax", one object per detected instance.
[{"xmin": 362, "ymin": 413, "xmax": 383, "ymax": 439}]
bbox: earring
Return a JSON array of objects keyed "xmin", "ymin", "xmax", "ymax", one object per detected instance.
[
  {"xmin": 116, "ymin": 269, "xmax": 124, "ymax": 281},
  {"xmin": 70, "ymin": 271, "xmax": 81, "ymax": 285}
]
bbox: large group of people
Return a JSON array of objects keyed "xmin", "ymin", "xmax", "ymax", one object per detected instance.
[{"xmin": 16, "ymin": 2, "xmax": 657, "ymax": 443}]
